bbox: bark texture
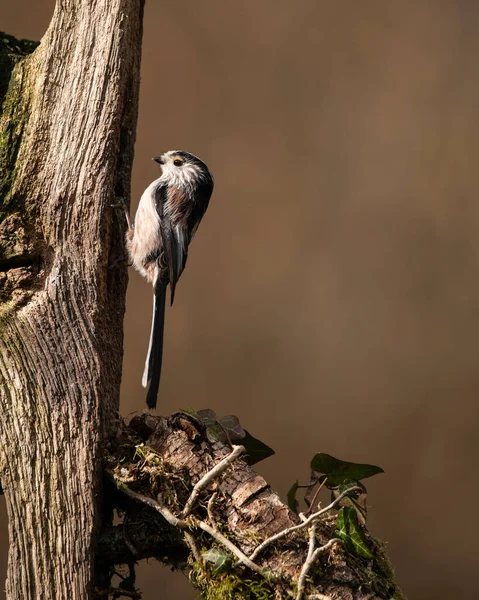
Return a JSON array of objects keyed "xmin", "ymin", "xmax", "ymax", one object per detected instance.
[
  {"xmin": 104, "ymin": 414, "xmax": 404, "ymax": 600},
  {"xmin": 0, "ymin": 1, "xmax": 144, "ymax": 598}
]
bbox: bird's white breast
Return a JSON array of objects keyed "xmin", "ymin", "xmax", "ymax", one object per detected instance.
[{"xmin": 127, "ymin": 180, "xmax": 163, "ymax": 282}]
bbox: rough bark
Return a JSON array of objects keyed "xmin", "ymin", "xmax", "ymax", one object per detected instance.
[
  {"xmin": 0, "ymin": 0, "xmax": 144, "ymax": 598},
  {"xmin": 104, "ymin": 414, "xmax": 405, "ymax": 600}
]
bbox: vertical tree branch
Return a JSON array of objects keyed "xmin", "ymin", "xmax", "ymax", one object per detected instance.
[{"xmin": 0, "ymin": 1, "xmax": 144, "ymax": 598}]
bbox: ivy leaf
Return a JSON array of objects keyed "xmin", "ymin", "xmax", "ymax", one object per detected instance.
[
  {"xmin": 192, "ymin": 410, "xmax": 221, "ymax": 443},
  {"xmin": 310, "ymin": 453, "xmax": 384, "ymax": 486},
  {"xmin": 179, "ymin": 409, "xmax": 274, "ymax": 464},
  {"xmin": 180, "ymin": 409, "xmax": 222, "ymax": 442},
  {"xmin": 335, "ymin": 506, "xmax": 374, "ymax": 559},
  {"xmin": 218, "ymin": 414, "xmax": 246, "ymax": 441},
  {"xmin": 179, "ymin": 407, "xmax": 199, "ymax": 418},
  {"xmin": 205, "ymin": 423, "xmax": 224, "ymax": 443},
  {"xmin": 196, "ymin": 409, "xmax": 218, "ymax": 428},
  {"xmin": 241, "ymin": 430, "xmax": 275, "ymax": 465},
  {"xmin": 202, "ymin": 548, "xmax": 231, "ymax": 573},
  {"xmin": 332, "ymin": 480, "xmax": 368, "ymax": 524},
  {"xmin": 287, "ymin": 481, "xmax": 299, "ymax": 513}
]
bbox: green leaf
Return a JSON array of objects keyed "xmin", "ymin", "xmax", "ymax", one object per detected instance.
[
  {"xmin": 241, "ymin": 430, "xmax": 275, "ymax": 465},
  {"xmin": 337, "ymin": 480, "xmax": 361, "ymax": 495},
  {"xmin": 218, "ymin": 414, "xmax": 246, "ymax": 441},
  {"xmin": 191, "ymin": 410, "xmax": 221, "ymax": 443},
  {"xmin": 178, "ymin": 410, "xmax": 274, "ymax": 464},
  {"xmin": 196, "ymin": 409, "xmax": 218, "ymax": 428},
  {"xmin": 287, "ymin": 480, "xmax": 299, "ymax": 513},
  {"xmin": 205, "ymin": 422, "xmax": 224, "ymax": 444},
  {"xmin": 335, "ymin": 506, "xmax": 374, "ymax": 559},
  {"xmin": 201, "ymin": 548, "xmax": 231, "ymax": 573},
  {"xmin": 310, "ymin": 453, "xmax": 384, "ymax": 486},
  {"xmin": 333, "ymin": 480, "xmax": 368, "ymax": 524},
  {"xmin": 179, "ymin": 407, "xmax": 199, "ymax": 417}
]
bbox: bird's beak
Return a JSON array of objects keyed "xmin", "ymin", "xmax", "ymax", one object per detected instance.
[{"xmin": 153, "ymin": 156, "xmax": 164, "ymax": 165}]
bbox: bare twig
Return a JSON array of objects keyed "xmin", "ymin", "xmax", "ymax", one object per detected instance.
[
  {"xmin": 107, "ymin": 470, "xmax": 188, "ymax": 529},
  {"xmin": 109, "ymin": 469, "xmax": 264, "ymax": 576},
  {"xmin": 248, "ymin": 486, "xmax": 360, "ymax": 562},
  {"xmin": 306, "ymin": 523, "xmax": 317, "ymax": 562},
  {"xmin": 95, "ymin": 587, "xmax": 141, "ymax": 599},
  {"xmin": 181, "ymin": 445, "xmax": 245, "ymax": 518},
  {"xmin": 207, "ymin": 491, "xmax": 218, "ymax": 530},
  {"xmin": 195, "ymin": 518, "xmax": 266, "ymax": 576},
  {"xmin": 109, "ymin": 453, "xmax": 353, "ymax": 594},
  {"xmin": 304, "ymin": 477, "xmax": 328, "ymax": 516},
  {"xmin": 296, "ymin": 538, "xmax": 341, "ymax": 600}
]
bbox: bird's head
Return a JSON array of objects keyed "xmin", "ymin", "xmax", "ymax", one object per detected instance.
[{"xmin": 153, "ymin": 150, "xmax": 213, "ymax": 190}]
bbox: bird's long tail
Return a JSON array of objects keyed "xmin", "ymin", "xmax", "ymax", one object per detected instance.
[{"xmin": 142, "ymin": 280, "xmax": 167, "ymax": 409}]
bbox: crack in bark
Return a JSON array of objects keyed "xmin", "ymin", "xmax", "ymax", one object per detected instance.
[{"xmin": 0, "ymin": 253, "xmax": 40, "ymax": 271}]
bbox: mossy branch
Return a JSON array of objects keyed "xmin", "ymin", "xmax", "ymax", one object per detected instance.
[{"xmin": 101, "ymin": 414, "xmax": 405, "ymax": 600}]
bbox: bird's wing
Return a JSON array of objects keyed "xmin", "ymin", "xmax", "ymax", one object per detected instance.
[
  {"xmin": 185, "ymin": 178, "xmax": 213, "ymax": 243},
  {"xmin": 151, "ymin": 183, "xmax": 178, "ymax": 297},
  {"xmin": 155, "ymin": 182, "xmax": 213, "ymax": 306},
  {"xmin": 161, "ymin": 186, "xmax": 188, "ymax": 305}
]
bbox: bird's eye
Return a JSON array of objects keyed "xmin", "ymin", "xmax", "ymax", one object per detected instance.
[{"xmin": 173, "ymin": 158, "xmax": 183, "ymax": 166}]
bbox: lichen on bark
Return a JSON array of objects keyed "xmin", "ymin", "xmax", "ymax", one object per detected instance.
[
  {"xmin": 0, "ymin": 33, "xmax": 40, "ymax": 312},
  {"xmin": 0, "ymin": 32, "xmax": 39, "ymax": 209}
]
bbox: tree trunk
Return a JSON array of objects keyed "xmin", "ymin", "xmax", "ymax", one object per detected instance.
[{"xmin": 0, "ymin": 1, "xmax": 144, "ymax": 598}]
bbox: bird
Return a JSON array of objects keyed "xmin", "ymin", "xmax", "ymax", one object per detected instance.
[{"xmin": 125, "ymin": 150, "xmax": 214, "ymax": 409}]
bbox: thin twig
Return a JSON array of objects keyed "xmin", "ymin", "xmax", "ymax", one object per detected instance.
[
  {"xmin": 306, "ymin": 523, "xmax": 317, "ymax": 562},
  {"xmin": 107, "ymin": 469, "xmax": 188, "ymax": 529},
  {"xmin": 109, "ymin": 469, "xmax": 264, "ymax": 577},
  {"xmin": 207, "ymin": 491, "xmax": 218, "ymax": 530},
  {"xmin": 195, "ymin": 518, "xmax": 266, "ymax": 576},
  {"xmin": 248, "ymin": 486, "xmax": 360, "ymax": 562},
  {"xmin": 296, "ymin": 538, "xmax": 341, "ymax": 600},
  {"xmin": 304, "ymin": 477, "xmax": 328, "ymax": 516},
  {"xmin": 181, "ymin": 445, "xmax": 244, "ymax": 518},
  {"xmin": 295, "ymin": 522, "xmax": 317, "ymax": 597},
  {"xmin": 103, "ymin": 587, "xmax": 141, "ymax": 599}
]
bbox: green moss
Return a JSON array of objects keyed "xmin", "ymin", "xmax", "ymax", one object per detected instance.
[
  {"xmin": 109, "ymin": 419, "xmax": 406, "ymax": 600},
  {"xmin": 0, "ymin": 32, "xmax": 38, "ymax": 213},
  {"xmin": 0, "ymin": 298, "xmax": 16, "ymax": 323},
  {"xmin": 190, "ymin": 562, "xmax": 277, "ymax": 600},
  {"xmin": 371, "ymin": 539, "xmax": 406, "ymax": 600},
  {"xmin": 0, "ymin": 33, "xmax": 38, "ymax": 105}
]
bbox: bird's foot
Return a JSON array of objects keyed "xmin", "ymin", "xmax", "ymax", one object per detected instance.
[{"xmin": 111, "ymin": 197, "xmax": 132, "ymax": 229}]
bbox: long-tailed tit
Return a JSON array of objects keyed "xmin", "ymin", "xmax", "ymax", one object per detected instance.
[{"xmin": 126, "ymin": 150, "xmax": 214, "ymax": 409}]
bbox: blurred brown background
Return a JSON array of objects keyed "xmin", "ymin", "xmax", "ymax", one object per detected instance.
[{"xmin": 2, "ymin": 1, "xmax": 479, "ymax": 598}]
